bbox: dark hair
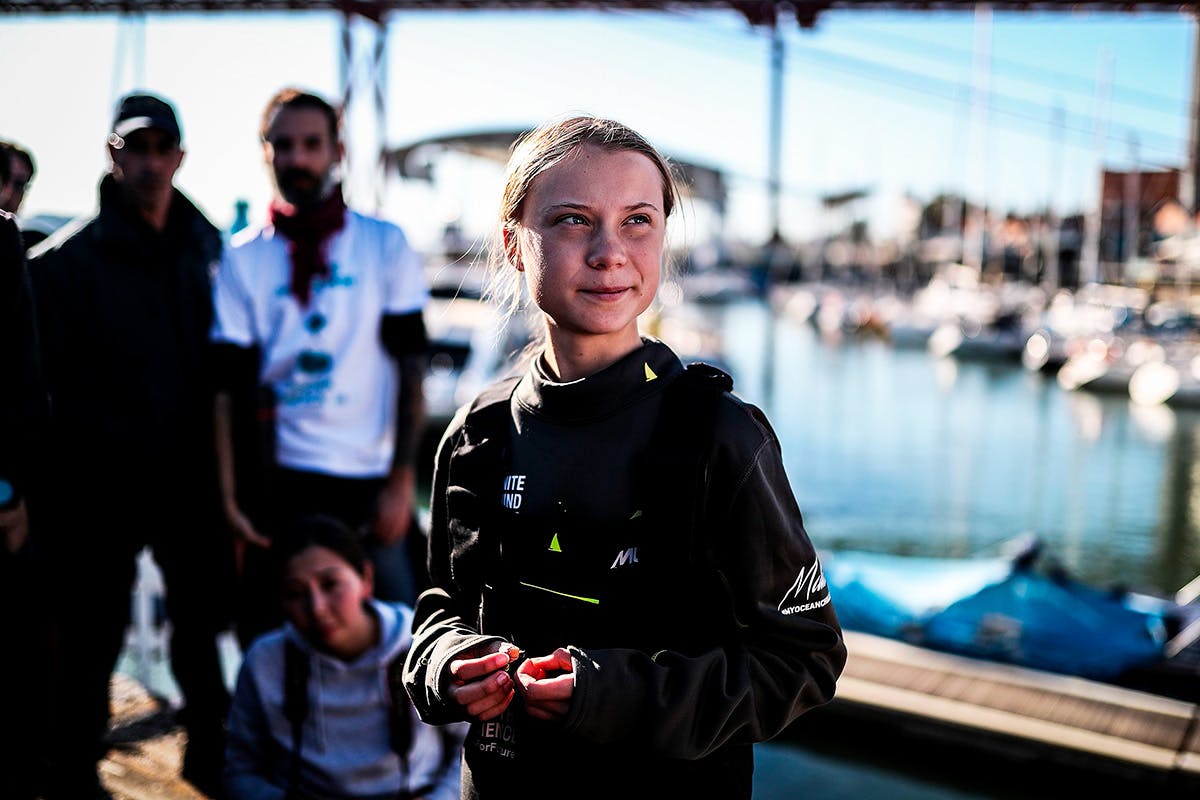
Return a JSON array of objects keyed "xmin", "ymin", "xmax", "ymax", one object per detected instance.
[
  {"xmin": 0, "ymin": 143, "xmax": 11, "ymax": 184},
  {"xmin": 272, "ymin": 513, "xmax": 368, "ymax": 584},
  {"xmin": 7, "ymin": 142, "xmax": 36, "ymax": 178},
  {"xmin": 260, "ymin": 87, "xmax": 340, "ymax": 143}
]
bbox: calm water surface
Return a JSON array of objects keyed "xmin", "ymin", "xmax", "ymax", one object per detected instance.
[{"xmin": 716, "ymin": 297, "xmax": 1200, "ymax": 598}]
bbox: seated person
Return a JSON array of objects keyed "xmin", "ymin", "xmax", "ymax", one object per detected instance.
[{"xmin": 225, "ymin": 513, "xmax": 465, "ymax": 800}]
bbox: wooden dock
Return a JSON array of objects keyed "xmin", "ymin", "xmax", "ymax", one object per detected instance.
[
  {"xmin": 829, "ymin": 630, "xmax": 1200, "ymax": 785},
  {"xmin": 100, "ymin": 673, "xmax": 209, "ymax": 800}
]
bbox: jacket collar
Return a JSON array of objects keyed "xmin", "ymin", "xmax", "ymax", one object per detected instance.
[
  {"xmin": 93, "ymin": 172, "xmax": 213, "ymax": 252},
  {"xmin": 514, "ymin": 337, "xmax": 683, "ymax": 423}
]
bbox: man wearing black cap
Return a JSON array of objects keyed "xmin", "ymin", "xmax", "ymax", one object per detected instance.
[{"xmin": 28, "ymin": 91, "xmax": 233, "ymax": 800}]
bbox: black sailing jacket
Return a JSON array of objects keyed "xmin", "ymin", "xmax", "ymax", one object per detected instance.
[{"xmin": 404, "ymin": 339, "xmax": 846, "ymax": 800}]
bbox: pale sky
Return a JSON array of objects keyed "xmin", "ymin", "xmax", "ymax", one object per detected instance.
[{"xmin": 0, "ymin": 7, "xmax": 1194, "ymax": 252}]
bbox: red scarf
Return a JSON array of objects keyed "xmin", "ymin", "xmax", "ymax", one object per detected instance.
[{"xmin": 269, "ymin": 189, "xmax": 347, "ymax": 306}]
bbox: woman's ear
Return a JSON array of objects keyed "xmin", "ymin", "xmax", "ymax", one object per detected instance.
[
  {"xmin": 503, "ymin": 227, "xmax": 523, "ymax": 272},
  {"xmin": 361, "ymin": 561, "xmax": 375, "ymax": 599}
]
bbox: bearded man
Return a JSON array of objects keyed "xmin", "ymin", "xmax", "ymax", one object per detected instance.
[{"xmin": 210, "ymin": 88, "xmax": 430, "ymax": 649}]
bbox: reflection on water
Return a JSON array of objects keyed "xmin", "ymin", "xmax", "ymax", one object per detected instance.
[
  {"xmin": 715, "ymin": 299, "xmax": 1200, "ymax": 598},
  {"xmin": 752, "ymin": 740, "xmax": 992, "ymax": 800}
]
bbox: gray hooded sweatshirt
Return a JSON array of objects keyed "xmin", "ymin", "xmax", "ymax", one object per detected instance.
[{"xmin": 226, "ymin": 599, "xmax": 467, "ymax": 800}]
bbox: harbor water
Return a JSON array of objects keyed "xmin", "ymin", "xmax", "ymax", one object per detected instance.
[{"xmin": 719, "ymin": 297, "xmax": 1200, "ymax": 598}]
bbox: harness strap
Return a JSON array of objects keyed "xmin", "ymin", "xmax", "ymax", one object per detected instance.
[
  {"xmin": 459, "ymin": 361, "xmax": 734, "ymax": 585},
  {"xmin": 283, "ymin": 639, "xmax": 310, "ymax": 796},
  {"xmin": 638, "ymin": 361, "xmax": 735, "ymax": 563},
  {"xmin": 385, "ymin": 650, "xmax": 413, "ymax": 774},
  {"xmin": 284, "ymin": 641, "xmax": 451, "ymax": 800},
  {"xmin": 460, "ymin": 374, "xmax": 522, "ymax": 444}
]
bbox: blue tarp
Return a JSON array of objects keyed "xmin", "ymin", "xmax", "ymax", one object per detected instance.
[
  {"xmin": 821, "ymin": 550, "xmax": 1014, "ymax": 640},
  {"xmin": 822, "ymin": 548, "xmax": 1169, "ymax": 681},
  {"xmin": 923, "ymin": 572, "xmax": 1167, "ymax": 679}
]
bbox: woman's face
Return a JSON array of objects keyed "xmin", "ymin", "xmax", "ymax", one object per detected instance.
[
  {"xmin": 513, "ymin": 144, "xmax": 666, "ymax": 359},
  {"xmin": 282, "ymin": 545, "xmax": 374, "ymax": 659}
]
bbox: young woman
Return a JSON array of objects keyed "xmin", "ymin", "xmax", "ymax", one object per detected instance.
[
  {"xmin": 402, "ymin": 115, "xmax": 845, "ymax": 799},
  {"xmin": 225, "ymin": 514, "xmax": 465, "ymax": 800}
]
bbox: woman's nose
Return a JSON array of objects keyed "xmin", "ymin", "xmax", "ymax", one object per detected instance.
[
  {"xmin": 587, "ymin": 226, "xmax": 627, "ymax": 269},
  {"xmin": 304, "ymin": 590, "xmax": 326, "ymax": 618}
]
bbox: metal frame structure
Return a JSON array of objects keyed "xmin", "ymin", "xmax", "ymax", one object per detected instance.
[
  {"xmin": 4, "ymin": 0, "xmax": 1197, "ymax": 227},
  {"xmin": 4, "ymin": 2, "xmax": 1198, "ymax": 18},
  {"xmin": 386, "ymin": 127, "xmax": 730, "ymax": 207}
]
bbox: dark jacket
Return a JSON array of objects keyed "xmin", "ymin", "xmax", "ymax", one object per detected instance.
[
  {"xmin": 0, "ymin": 211, "xmax": 46, "ymax": 508},
  {"xmin": 403, "ymin": 339, "xmax": 846, "ymax": 799},
  {"xmin": 28, "ymin": 175, "xmax": 221, "ymax": 506}
]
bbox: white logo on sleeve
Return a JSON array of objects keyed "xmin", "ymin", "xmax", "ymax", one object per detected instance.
[{"xmin": 778, "ymin": 557, "xmax": 831, "ymax": 615}]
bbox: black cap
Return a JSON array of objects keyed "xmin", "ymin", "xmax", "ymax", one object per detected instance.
[{"xmin": 111, "ymin": 92, "xmax": 182, "ymax": 143}]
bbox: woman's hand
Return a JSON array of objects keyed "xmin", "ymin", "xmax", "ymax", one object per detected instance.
[
  {"xmin": 514, "ymin": 647, "xmax": 574, "ymax": 721},
  {"xmin": 447, "ymin": 647, "xmax": 518, "ymax": 721}
]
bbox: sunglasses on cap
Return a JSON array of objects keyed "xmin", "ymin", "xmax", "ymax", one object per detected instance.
[{"xmin": 108, "ymin": 132, "xmax": 180, "ymax": 156}]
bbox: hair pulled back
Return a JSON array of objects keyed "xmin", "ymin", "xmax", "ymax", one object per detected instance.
[{"xmin": 486, "ymin": 115, "xmax": 681, "ymax": 322}]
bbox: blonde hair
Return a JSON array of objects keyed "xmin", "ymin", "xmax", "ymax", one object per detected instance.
[{"xmin": 485, "ymin": 115, "xmax": 681, "ymax": 324}]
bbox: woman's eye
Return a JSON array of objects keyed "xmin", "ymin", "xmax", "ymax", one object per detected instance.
[
  {"xmin": 556, "ymin": 213, "xmax": 587, "ymax": 225},
  {"xmin": 626, "ymin": 214, "xmax": 652, "ymax": 225}
]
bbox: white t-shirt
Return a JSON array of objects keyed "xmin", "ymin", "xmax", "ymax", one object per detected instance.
[{"xmin": 211, "ymin": 209, "xmax": 428, "ymax": 478}]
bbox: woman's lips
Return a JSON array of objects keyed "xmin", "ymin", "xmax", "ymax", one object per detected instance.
[{"xmin": 581, "ymin": 287, "xmax": 629, "ymax": 300}]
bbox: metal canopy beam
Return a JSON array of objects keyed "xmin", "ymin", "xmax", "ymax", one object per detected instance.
[
  {"xmin": 3, "ymin": 1, "xmax": 1198, "ymax": 20},
  {"xmin": 387, "ymin": 128, "xmax": 729, "ymax": 212},
  {"xmin": 7, "ymin": 0, "xmax": 1196, "ymax": 235}
]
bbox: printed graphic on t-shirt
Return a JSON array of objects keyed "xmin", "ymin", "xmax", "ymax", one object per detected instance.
[
  {"xmin": 274, "ymin": 261, "xmax": 357, "ymax": 409},
  {"xmin": 279, "ymin": 350, "xmax": 333, "ymax": 406},
  {"xmin": 271, "ymin": 261, "xmax": 356, "ymax": 296}
]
